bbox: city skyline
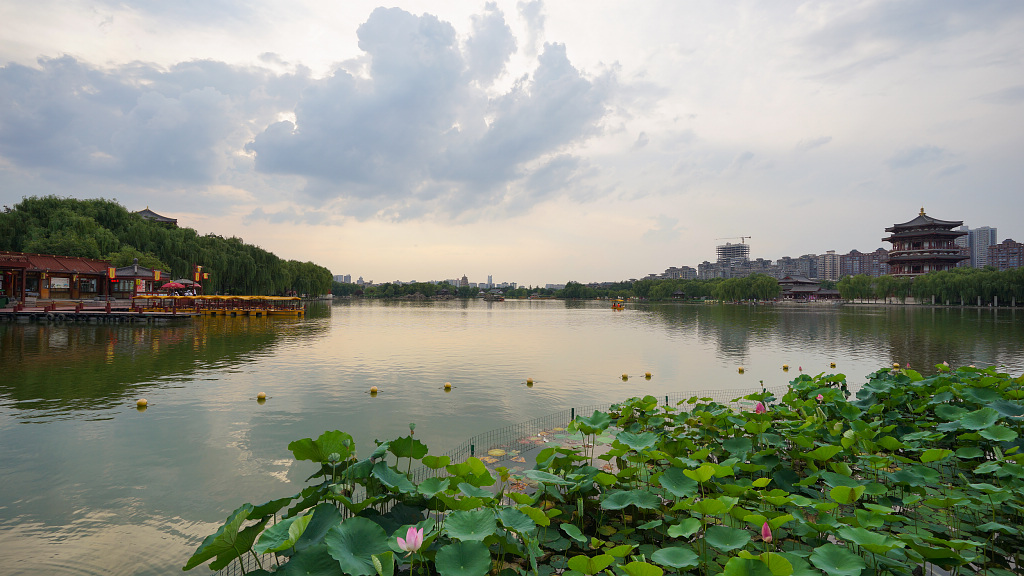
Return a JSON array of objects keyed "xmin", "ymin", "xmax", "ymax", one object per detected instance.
[{"xmin": 1, "ymin": 2, "xmax": 1023, "ymax": 286}]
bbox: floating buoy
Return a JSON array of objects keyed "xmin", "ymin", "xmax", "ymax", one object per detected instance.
[
  {"xmin": 782, "ymin": 364, "xmax": 789, "ymax": 371},
  {"xmin": 370, "ymin": 386, "xmax": 378, "ymax": 396},
  {"xmin": 444, "ymin": 382, "xmax": 452, "ymax": 390},
  {"xmin": 892, "ymin": 363, "xmax": 900, "ymax": 369},
  {"xmin": 645, "ymin": 372, "xmax": 652, "ymax": 379},
  {"xmin": 257, "ymin": 392, "xmax": 266, "ymax": 400},
  {"xmin": 526, "ymin": 378, "xmax": 534, "ymax": 385},
  {"xmin": 738, "ymin": 367, "xmax": 745, "ymax": 374},
  {"xmin": 136, "ymin": 398, "xmax": 147, "ymax": 408},
  {"xmin": 830, "ymin": 362, "xmax": 836, "ymax": 368},
  {"xmin": 622, "ymin": 374, "xmax": 628, "ymax": 381}
]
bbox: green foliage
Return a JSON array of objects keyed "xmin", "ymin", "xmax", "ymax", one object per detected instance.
[
  {"xmin": 0, "ymin": 196, "xmax": 332, "ymax": 295},
  {"xmin": 186, "ymin": 364, "xmax": 1024, "ymax": 576}
]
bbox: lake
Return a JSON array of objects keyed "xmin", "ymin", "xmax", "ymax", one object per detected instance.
[{"xmin": 0, "ymin": 299, "xmax": 1021, "ymax": 575}]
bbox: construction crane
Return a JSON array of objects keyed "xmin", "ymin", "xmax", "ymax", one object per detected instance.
[{"xmin": 715, "ymin": 236, "xmax": 752, "ymax": 244}]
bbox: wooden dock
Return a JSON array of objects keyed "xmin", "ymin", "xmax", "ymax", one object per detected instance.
[{"xmin": 0, "ymin": 302, "xmax": 198, "ymax": 323}]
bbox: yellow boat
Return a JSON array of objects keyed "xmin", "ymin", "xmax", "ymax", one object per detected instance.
[
  {"xmin": 611, "ymin": 298, "xmax": 625, "ymax": 311},
  {"xmin": 133, "ymin": 295, "xmax": 304, "ymax": 317}
]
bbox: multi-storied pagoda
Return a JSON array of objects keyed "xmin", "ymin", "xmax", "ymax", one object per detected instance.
[{"xmin": 883, "ymin": 208, "xmax": 968, "ymax": 277}]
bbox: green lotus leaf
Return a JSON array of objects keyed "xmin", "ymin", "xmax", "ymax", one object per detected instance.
[
  {"xmin": 989, "ymin": 400, "xmax": 1024, "ymax": 418},
  {"xmin": 721, "ymin": 556, "xmax": 775, "ymax": 576},
  {"xmin": 275, "ymin": 543, "xmax": 345, "ymax": 576},
  {"xmin": 809, "ymin": 543, "xmax": 866, "ymax": 576},
  {"xmin": 323, "ymin": 517, "xmax": 391, "ymax": 576},
  {"xmin": 704, "ymin": 525, "xmax": 750, "ymax": 552},
  {"xmin": 183, "ymin": 503, "xmax": 253, "ymax": 571},
  {"xmin": 601, "ymin": 489, "xmax": 662, "ymax": 510},
  {"xmin": 417, "ymin": 477, "xmax": 450, "ymax": 498},
  {"xmin": 576, "ymin": 411, "xmax": 613, "ymax": 434},
  {"xmin": 920, "ymin": 448, "xmax": 954, "ymax": 463},
  {"xmin": 777, "ymin": 552, "xmax": 819, "ymax": 576},
  {"xmin": 371, "ymin": 462, "xmax": 416, "ymax": 493},
  {"xmin": 976, "ymin": 522, "xmax": 1020, "ymax": 535},
  {"xmin": 524, "ymin": 469, "xmax": 575, "ymax": 486},
  {"xmin": 250, "ymin": 495, "xmax": 296, "ymax": 519},
  {"xmin": 372, "ymin": 551, "xmax": 395, "ymax": 576},
  {"xmin": 651, "ymin": 546, "xmax": 699, "ymax": 569},
  {"xmin": 255, "ymin": 512, "xmax": 313, "ymax": 554},
  {"xmin": 498, "ymin": 507, "xmax": 536, "ymax": 534},
  {"xmin": 934, "ymin": 404, "xmax": 968, "ymax": 421},
  {"xmin": 388, "ymin": 435, "xmax": 429, "ymax": 460},
  {"xmin": 962, "ymin": 386, "xmax": 1002, "ymax": 404},
  {"xmin": 293, "ymin": 503, "xmax": 344, "ymax": 551},
  {"xmin": 457, "ymin": 482, "xmax": 493, "ymax": 499},
  {"xmin": 829, "ymin": 484, "xmax": 866, "ymax": 505},
  {"xmin": 723, "ymin": 437, "xmax": 754, "ymax": 455},
  {"xmin": 956, "ymin": 446, "xmax": 985, "ymax": 459},
  {"xmin": 836, "ymin": 526, "xmax": 904, "ymax": 554},
  {"xmin": 561, "ymin": 523, "xmax": 587, "ymax": 543},
  {"xmin": 658, "ymin": 467, "xmax": 699, "ymax": 498},
  {"xmin": 621, "ymin": 561, "xmax": 664, "ymax": 576},
  {"xmin": 446, "ymin": 509, "xmax": 497, "ymax": 541},
  {"xmin": 519, "ymin": 506, "xmax": 550, "ymax": 527},
  {"xmin": 980, "ymin": 425, "xmax": 1018, "ymax": 442},
  {"xmin": 568, "ymin": 553, "xmax": 615, "ymax": 574},
  {"xmin": 604, "ymin": 543, "xmax": 635, "ymax": 556},
  {"xmin": 422, "ymin": 455, "xmax": 450, "ymax": 469},
  {"xmin": 616, "ymin": 431, "xmax": 659, "ymax": 451},
  {"xmin": 961, "ymin": 407, "xmax": 1000, "ymax": 430},
  {"xmin": 667, "ymin": 518, "xmax": 702, "ymax": 538},
  {"xmin": 683, "ymin": 464, "xmax": 715, "ymax": 483},
  {"xmin": 435, "ymin": 541, "xmax": 492, "ymax": 576},
  {"xmin": 805, "ymin": 445, "xmax": 843, "ymax": 461},
  {"xmin": 289, "ymin": 430, "xmax": 355, "ymax": 463}
]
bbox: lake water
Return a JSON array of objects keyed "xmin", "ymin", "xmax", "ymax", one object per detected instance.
[{"xmin": 1, "ymin": 300, "xmax": 1022, "ymax": 575}]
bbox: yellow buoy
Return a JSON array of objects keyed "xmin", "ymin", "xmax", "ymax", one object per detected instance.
[
  {"xmin": 645, "ymin": 372, "xmax": 652, "ymax": 379},
  {"xmin": 622, "ymin": 374, "xmax": 628, "ymax": 381},
  {"xmin": 370, "ymin": 386, "xmax": 378, "ymax": 393},
  {"xmin": 892, "ymin": 363, "xmax": 900, "ymax": 369},
  {"xmin": 526, "ymin": 377, "xmax": 534, "ymax": 385},
  {"xmin": 444, "ymin": 382, "xmax": 452, "ymax": 390},
  {"xmin": 257, "ymin": 392, "xmax": 266, "ymax": 400},
  {"xmin": 136, "ymin": 398, "xmax": 148, "ymax": 408},
  {"xmin": 782, "ymin": 364, "xmax": 789, "ymax": 370},
  {"xmin": 830, "ymin": 362, "xmax": 836, "ymax": 368},
  {"xmin": 738, "ymin": 367, "xmax": 745, "ymax": 373}
]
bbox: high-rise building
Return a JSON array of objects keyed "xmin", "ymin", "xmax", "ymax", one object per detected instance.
[
  {"xmin": 716, "ymin": 242, "xmax": 750, "ymax": 265},
  {"xmin": 819, "ymin": 250, "xmax": 839, "ymax": 281},
  {"xmin": 956, "ymin": 225, "xmax": 998, "ymax": 268},
  {"xmin": 989, "ymin": 239, "xmax": 1023, "ymax": 270}
]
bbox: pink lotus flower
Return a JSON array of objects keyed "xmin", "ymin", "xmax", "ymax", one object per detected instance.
[
  {"xmin": 755, "ymin": 402, "xmax": 766, "ymax": 414},
  {"xmin": 798, "ymin": 366, "xmax": 803, "ymax": 372},
  {"xmin": 397, "ymin": 526, "xmax": 424, "ymax": 555},
  {"xmin": 761, "ymin": 521, "xmax": 772, "ymax": 543},
  {"xmin": 816, "ymin": 394, "xmax": 824, "ymax": 402}
]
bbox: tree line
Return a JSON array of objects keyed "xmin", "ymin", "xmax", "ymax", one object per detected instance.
[
  {"xmin": 0, "ymin": 196, "xmax": 333, "ymax": 296},
  {"xmin": 838, "ymin": 267, "xmax": 1024, "ymax": 305}
]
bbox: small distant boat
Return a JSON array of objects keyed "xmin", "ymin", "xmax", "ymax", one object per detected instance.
[
  {"xmin": 133, "ymin": 295, "xmax": 305, "ymax": 317},
  {"xmin": 611, "ymin": 298, "xmax": 625, "ymax": 311}
]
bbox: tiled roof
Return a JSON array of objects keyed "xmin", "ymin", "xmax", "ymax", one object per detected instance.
[{"xmin": 0, "ymin": 251, "xmax": 109, "ymax": 274}]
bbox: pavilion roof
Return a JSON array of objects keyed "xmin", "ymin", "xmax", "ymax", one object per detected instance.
[
  {"xmin": 0, "ymin": 251, "xmax": 108, "ymax": 274},
  {"xmin": 885, "ymin": 209, "xmax": 963, "ymax": 232}
]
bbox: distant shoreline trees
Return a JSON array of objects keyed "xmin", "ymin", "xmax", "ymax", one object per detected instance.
[{"xmin": 0, "ymin": 196, "xmax": 332, "ymax": 296}]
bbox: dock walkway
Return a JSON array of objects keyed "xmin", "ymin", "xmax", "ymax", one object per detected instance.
[{"xmin": 0, "ymin": 299, "xmax": 197, "ymax": 323}]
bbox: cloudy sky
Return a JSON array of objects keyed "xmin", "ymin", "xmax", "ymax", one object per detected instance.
[{"xmin": 2, "ymin": 1, "xmax": 1022, "ymax": 286}]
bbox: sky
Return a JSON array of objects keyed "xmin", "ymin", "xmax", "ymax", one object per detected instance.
[{"xmin": 1, "ymin": 1, "xmax": 1022, "ymax": 287}]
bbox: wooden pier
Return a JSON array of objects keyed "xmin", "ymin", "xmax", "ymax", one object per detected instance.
[{"xmin": 0, "ymin": 301, "xmax": 198, "ymax": 323}]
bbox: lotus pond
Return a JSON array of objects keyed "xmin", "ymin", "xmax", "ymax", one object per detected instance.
[{"xmin": 187, "ymin": 365, "xmax": 1024, "ymax": 576}]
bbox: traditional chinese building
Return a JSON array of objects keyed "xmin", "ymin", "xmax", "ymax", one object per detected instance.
[
  {"xmin": 883, "ymin": 209, "xmax": 968, "ymax": 278},
  {"xmin": 110, "ymin": 258, "xmax": 168, "ymax": 299},
  {"xmin": 0, "ymin": 251, "xmax": 111, "ymax": 304}
]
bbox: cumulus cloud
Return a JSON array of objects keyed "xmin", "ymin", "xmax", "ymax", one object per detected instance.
[
  {"xmin": 247, "ymin": 7, "xmax": 613, "ymax": 220},
  {"xmin": 465, "ymin": 2, "xmax": 517, "ymax": 86},
  {"xmin": 0, "ymin": 55, "xmax": 304, "ymax": 186}
]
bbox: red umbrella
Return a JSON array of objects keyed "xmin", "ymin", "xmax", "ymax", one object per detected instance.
[{"xmin": 161, "ymin": 282, "xmax": 186, "ymax": 290}]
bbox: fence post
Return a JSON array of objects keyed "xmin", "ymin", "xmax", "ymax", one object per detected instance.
[
  {"xmin": 470, "ymin": 444, "xmax": 475, "ymax": 457},
  {"xmin": 571, "ymin": 408, "xmax": 575, "ymax": 420}
]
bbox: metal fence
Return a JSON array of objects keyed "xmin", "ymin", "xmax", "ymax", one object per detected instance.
[{"xmin": 213, "ymin": 383, "xmax": 787, "ymax": 575}]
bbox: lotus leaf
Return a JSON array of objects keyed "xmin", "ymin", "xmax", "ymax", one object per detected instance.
[
  {"xmin": 275, "ymin": 543, "xmax": 345, "ymax": 576},
  {"xmin": 435, "ymin": 541, "xmax": 492, "ymax": 576},
  {"xmin": 183, "ymin": 504, "xmax": 254, "ymax": 571},
  {"xmin": 498, "ymin": 507, "xmax": 536, "ymax": 534},
  {"xmin": 720, "ymin": 556, "xmax": 775, "ymax": 576},
  {"xmin": 568, "ymin": 553, "xmax": 614, "ymax": 574},
  {"xmin": 809, "ymin": 544, "xmax": 866, "ymax": 576},
  {"xmin": 704, "ymin": 525, "xmax": 750, "ymax": 552},
  {"xmin": 601, "ymin": 489, "xmax": 661, "ymax": 510},
  {"xmin": 255, "ymin": 512, "xmax": 313, "ymax": 554},
  {"xmin": 289, "ymin": 430, "xmax": 355, "ymax": 463},
  {"xmin": 651, "ymin": 546, "xmax": 699, "ymax": 569},
  {"xmin": 323, "ymin": 517, "xmax": 391, "ymax": 576},
  {"xmin": 621, "ymin": 561, "xmax": 664, "ymax": 576},
  {"xmin": 980, "ymin": 425, "xmax": 1017, "ymax": 442},
  {"xmin": 657, "ymin": 467, "xmax": 699, "ymax": 498},
  {"xmin": 446, "ymin": 509, "xmax": 497, "ymax": 541}
]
